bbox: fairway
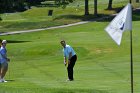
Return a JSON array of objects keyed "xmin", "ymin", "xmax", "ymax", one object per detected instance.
[{"xmin": 0, "ymin": 20, "xmax": 140, "ymax": 93}]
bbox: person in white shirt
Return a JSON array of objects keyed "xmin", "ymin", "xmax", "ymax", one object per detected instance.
[
  {"xmin": 0, "ymin": 40, "xmax": 10, "ymax": 83},
  {"xmin": 60, "ymin": 40, "xmax": 77, "ymax": 81}
]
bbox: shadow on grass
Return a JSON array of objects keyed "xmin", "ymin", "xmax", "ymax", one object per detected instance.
[
  {"xmin": 54, "ymin": 6, "xmax": 140, "ymax": 22},
  {"xmin": 48, "ymin": 88, "xmax": 109, "ymax": 93},
  {"xmin": 54, "ymin": 14, "xmax": 112, "ymax": 21},
  {"xmin": 105, "ymin": 6, "xmax": 125, "ymax": 13},
  {"xmin": 110, "ymin": 6, "xmax": 140, "ymax": 21},
  {"xmin": 0, "ymin": 87, "xmax": 109, "ymax": 93},
  {"xmin": 99, "ymin": 8, "xmax": 140, "ymax": 22},
  {"xmin": 6, "ymin": 80, "xmax": 15, "ymax": 82},
  {"xmin": 7, "ymin": 40, "xmax": 31, "ymax": 43},
  {"xmin": 133, "ymin": 8, "xmax": 140, "ymax": 21},
  {"xmin": 53, "ymin": 6, "xmax": 124, "ymax": 22}
]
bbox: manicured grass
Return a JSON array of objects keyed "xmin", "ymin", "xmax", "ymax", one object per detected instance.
[
  {"xmin": 0, "ymin": 20, "xmax": 140, "ymax": 93},
  {"xmin": 0, "ymin": 0, "xmax": 140, "ymax": 92}
]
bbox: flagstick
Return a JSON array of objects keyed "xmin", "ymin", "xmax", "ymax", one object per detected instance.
[
  {"xmin": 105, "ymin": 3, "xmax": 133, "ymax": 92},
  {"xmin": 130, "ymin": 29, "xmax": 133, "ymax": 93},
  {"xmin": 130, "ymin": 2, "xmax": 133, "ymax": 93},
  {"xmin": 129, "ymin": 0, "xmax": 132, "ymax": 3}
]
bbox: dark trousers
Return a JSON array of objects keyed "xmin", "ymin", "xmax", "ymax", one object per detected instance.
[{"xmin": 67, "ymin": 55, "xmax": 77, "ymax": 80}]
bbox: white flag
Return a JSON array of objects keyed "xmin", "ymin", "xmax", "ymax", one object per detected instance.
[{"xmin": 105, "ymin": 3, "xmax": 132, "ymax": 45}]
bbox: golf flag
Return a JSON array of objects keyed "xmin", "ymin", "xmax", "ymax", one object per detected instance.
[{"xmin": 105, "ymin": 3, "xmax": 132, "ymax": 45}]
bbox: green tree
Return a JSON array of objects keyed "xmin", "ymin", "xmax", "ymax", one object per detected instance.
[
  {"xmin": 14, "ymin": 0, "xmax": 27, "ymax": 11},
  {"xmin": 26, "ymin": 0, "xmax": 44, "ymax": 5},
  {"xmin": 0, "ymin": 0, "xmax": 26, "ymax": 13},
  {"xmin": 0, "ymin": 0, "xmax": 13, "ymax": 12},
  {"xmin": 54, "ymin": 0, "xmax": 74, "ymax": 8}
]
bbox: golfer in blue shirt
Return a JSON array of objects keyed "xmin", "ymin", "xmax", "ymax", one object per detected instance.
[{"xmin": 60, "ymin": 40, "xmax": 77, "ymax": 81}]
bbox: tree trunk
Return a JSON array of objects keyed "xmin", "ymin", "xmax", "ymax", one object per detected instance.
[
  {"xmin": 94, "ymin": 0, "xmax": 97, "ymax": 16},
  {"xmin": 107, "ymin": 0, "xmax": 113, "ymax": 10},
  {"xmin": 136, "ymin": 0, "xmax": 139, "ymax": 3},
  {"xmin": 85, "ymin": 0, "xmax": 89, "ymax": 15}
]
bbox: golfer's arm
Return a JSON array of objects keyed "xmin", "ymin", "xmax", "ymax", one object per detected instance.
[
  {"xmin": 1, "ymin": 53, "xmax": 7, "ymax": 59},
  {"xmin": 1, "ymin": 50, "xmax": 8, "ymax": 59}
]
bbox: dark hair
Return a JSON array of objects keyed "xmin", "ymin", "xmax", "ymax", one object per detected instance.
[
  {"xmin": 0, "ymin": 39, "xmax": 2, "ymax": 43},
  {"xmin": 60, "ymin": 40, "xmax": 65, "ymax": 43}
]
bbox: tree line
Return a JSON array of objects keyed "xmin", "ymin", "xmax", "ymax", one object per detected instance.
[
  {"xmin": 0, "ymin": 0, "xmax": 139, "ymax": 14},
  {"xmin": 0, "ymin": 0, "xmax": 74, "ymax": 13}
]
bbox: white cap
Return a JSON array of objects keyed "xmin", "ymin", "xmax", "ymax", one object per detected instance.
[{"xmin": 2, "ymin": 40, "xmax": 7, "ymax": 44}]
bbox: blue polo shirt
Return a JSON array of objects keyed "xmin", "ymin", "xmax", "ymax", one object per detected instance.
[
  {"xmin": 0, "ymin": 46, "xmax": 7, "ymax": 63},
  {"xmin": 63, "ymin": 44, "xmax": 76, "ymax": 58}
]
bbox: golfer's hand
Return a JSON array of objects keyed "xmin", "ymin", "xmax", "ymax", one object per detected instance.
[
  {"xmin": 7, "ymin": 58, "xmax": 10, "ymax": 62},
  {"xmin": 64, "ymin": 61, "xmax": 67, "ymax": 66}
]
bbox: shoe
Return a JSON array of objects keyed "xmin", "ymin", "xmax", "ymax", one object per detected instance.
[
  {"xmin": 1, "ymin": 78, "xmax": 7, "ymax": 83},
  {"xmin": 3, "ymin": 79, "xmax": 7, "ymax": 83},
  {"xmin": 66, "ymin": 79, "xmax": 74, "ymax": 81},
  {"xmin": 0, "ymin": 79, "xmax": 2, "ymax": 83}
]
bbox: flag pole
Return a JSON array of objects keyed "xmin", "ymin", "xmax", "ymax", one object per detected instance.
[
  {"xmin": 129, "ymin": 0, "xmax": 132, "ymax": 3},
  {"xmin": 130, "ymin": 30, "xmax": 133, "ymax": 93},
  {"xmin": 129, "ymin": 2, "xmax": 133, "ymax": 93},
  {"xmin": 104, "ymin": 4, "xmax": 133, "ymax": 92}
]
